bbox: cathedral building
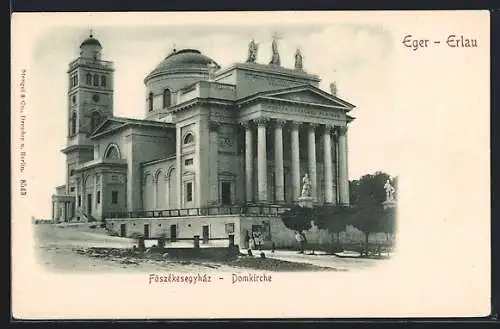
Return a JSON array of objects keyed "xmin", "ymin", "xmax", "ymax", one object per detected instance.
[{"xmin": 51, "ymin": 33, "xmax": 355, "ymax": 247}]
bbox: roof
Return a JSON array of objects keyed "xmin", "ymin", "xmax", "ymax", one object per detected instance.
[
  {"xmin": 80, "ymin": 34, "xmax": 102, "ymax": 48},
  {"xmin": 90, "ymin": 116, "xmax": 175, "ymax": 139},
  {"xmin": 145, "ymin": 49, "xmax": 220, "ymax": 81}
]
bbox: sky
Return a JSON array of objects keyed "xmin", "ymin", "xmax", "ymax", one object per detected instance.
[{"xmin": 13, "ymin": 11, "xmax": 489, "ymax": 219}]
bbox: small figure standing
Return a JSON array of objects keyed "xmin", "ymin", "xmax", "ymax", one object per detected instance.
[{"xmin": 294, "ymin": 48, "xmax": 303, "ymax": 70}]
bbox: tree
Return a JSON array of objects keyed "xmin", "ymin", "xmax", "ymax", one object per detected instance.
[
  {"xmin": 280, "ymin": 205, "xmax": 313, "ymax": 233},
  {"xmin": 348, "ymin": 171, "xmax": 396, "ymax": 256},
  {"xmin": 313, "ymin": 205, "xmax": 350, "ymax": 247}
]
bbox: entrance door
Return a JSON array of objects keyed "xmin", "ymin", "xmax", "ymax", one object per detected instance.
[
  {"xmin": 144, "ymin": 224, "xmax": 150, "ymax": 239},
  {"xmin": 221, "ymin": 182, "xmax": 231, "ymax": 205},
  {"xmin": 202, "ymin": 225, "xmax": 209, "ymax": 244},
  {"xmin": 170, "ymin": 224, "xmax": 177, "ymax": 242},
  {"xmin": 120, "ymin": 224, "xmax": 126, "ymax": 237},
  {"xmin": 87, "ymin": 194, "xmax": 92, "ymax": 214}
]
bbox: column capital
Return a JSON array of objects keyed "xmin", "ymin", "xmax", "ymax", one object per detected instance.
[
  {"xmin": 338, "ymin": 125, "xmax": 348, "ymax": 135},
  {"xmin": 307, "ymin": 123, "xmax": 319, "ymax": 130},
  {"xmin": 289, "ymin": 120, "xmax": 301, "ymax": 129},
  {"xmin": 254, "ymin": 117, "xmax": 269, "ymax": 127},
  {"xmin": 209, "ymin": 121, "xmax": 220, "ymax": 132},
  {"xmin": 274, "ymin": 119, "xmax": 287, "ymax": 127},
  {"xmin": 323, "ymin": 124, "xmax": 335, "ymax": 134},
  {"xmin": 240, "ymin": 120, "xmax": 253, "ymax": 129}
]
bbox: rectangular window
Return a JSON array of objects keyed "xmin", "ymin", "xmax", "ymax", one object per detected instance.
[
  {"xmin": 112, "ymin": 191, "xmax": 118, "ymax": 204},
  {"xmin": 93, "ymin": 75, "xmax": 99, "ymax": 86},
  {"xmin": 70, "ymin": 187, "xmax": 75, "ymax": 192},
  {"xmin": 225, "ymin": 223, "xmax": 235, "ymax": 234},
  {"xmin": 186, "ymin": 182, "xmax": 193, "ymax": 202},
  {"xmin": 101, "ymin": 75, "xmax": 107, "ymax": 87},
  {"xmin": 97, "ymin": 191, "xmax": 101, "ymax": 204},
  {"xmin": 86, "ymin": 73, "xmax": 92, "ymax": 85},
  {"xmin": 184, "ymin": 158, "xmax": 193, "ymax": 166}
]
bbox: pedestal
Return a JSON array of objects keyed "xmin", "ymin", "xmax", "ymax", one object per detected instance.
[
  {"xmin": 297, "ymin": 196, "xmax": 314, "ymax": 208},
  {"xmin": 382, "ymin": 200, "xmax": 397, "ymax": 210}
]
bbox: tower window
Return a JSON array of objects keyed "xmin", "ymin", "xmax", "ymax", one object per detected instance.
[
  {"xmin": 101, "ymin": 75, "xmax": 107, "ymax": 87},
  {"xmin": 70, "ymin": 112, "xmax": 77, "ymax": 135},
  {"xmin": 75, "ymin": 74, "xmax": 78, "ymax": 86},
  {"xmin": 163, "ymin": 89, "xmax": 171, "ymax": 108},
  {"xmin": 148, "ymin": 92, "xmax": 153, "ymax": 112},
  {"xmin": 183, "ymin": 133, "xmax": 194, "ymax": 145},
  {"xmin": 86, "ymin": 73, "xmax": 92, "ymax": 85},
  {"xmin": 93, "ymin": 74, "xmax": 99, "ymax": 86},
  {"xmin": 97, "ymin": 191, "xmax": 101, "ymax": 204}
]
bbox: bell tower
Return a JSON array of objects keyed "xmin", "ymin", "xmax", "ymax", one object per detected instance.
[{"xmin": 62, "ymin": 31, "xmax": 115, "ymax": 194}]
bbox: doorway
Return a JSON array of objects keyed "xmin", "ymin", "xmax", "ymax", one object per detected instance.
[
  {"xmin": 170, "ymin": 224, "xmax": 177, "ymax": 242},
  {"xmin": 87, "ymin": 194, "xmax": 92, "ymax": 214},
  {"xmin": 202, "ymin": 225, "xmax": 209, "ymax": 244},
  {"xmin": 221, "ymin": 182, "xmax": 231, "ymax": 205},
  {"xmin": 120, "ymin": 224, "xmax": 126, "ymax": 237},
  {"xmin": 144, "ymin": 224, "xmax": 150, "ymax": 239}
]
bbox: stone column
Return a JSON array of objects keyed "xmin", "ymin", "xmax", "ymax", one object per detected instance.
[
  {"xmin": 51, "ymin": 200, "xmax": 55, "ymax": 220},
  {"xmin": 244, "ymin": 121, "xmax": 254, "ymax": 203},
  {"xmin": 307, "ymin": 123, "xmax": 318, "ymax": 201},
  {"xmin": 209, "ymin": 122, "xmax": 219, "ymax": 205},
  {"xmin": 338, "ymin": 126, "xmax": 349, "ymax": 205},
  {"xmin": 274, "ymin": 119, "xmax": 286, "ymax": 203},
  {"xmin": 256, "ymin": 118, "xmax": 268, "ymax": 203},
  {"xmin": 290, "ymin": 121, "xmax": 301, "ymax": 201},
  {"xmin": 323, "ymin": 125, "xmax": 334, "ymax": 204}
]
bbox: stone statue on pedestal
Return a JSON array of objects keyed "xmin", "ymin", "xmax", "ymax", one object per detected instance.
[
  {"xmin": 246, "ymin": 39, "xmax": 259, "ymax": 63},
  {"xmin": 301, "ymin": 173, "xmax": 312, "ymax": 197},
  {"xmin": 384, "ymin": 179, "xmax": 396, "ymax": 201},
  {"xmin": 330, "ymin": 82, "xmax": 337, "ymax": 96}
]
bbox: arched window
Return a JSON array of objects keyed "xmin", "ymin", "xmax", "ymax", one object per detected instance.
[
  {"xmin": 148, "ymin": 92, "xmax": 154, "ymax": 112},
  {"xmin": 101, "ymin": 75, "xmax": 107, "ymax": 87},
  {"xmin": 86, "ymin": 73, "xmax": 92, "ymax": 85},
  {"xmin": 163, "ymin": 89, "xmax": 171, "ymax": 108},
  {"xmin": 183, "ymin": 133, "xmax": 194, "ymax": 145},
  {"xmin": 70, "ymin": 112, "xmax": 77, "ymax": 135},
  {"xmin": 93, "ymin": 74, "xmax": 99, "ymax": 86},
  {"xmin": 104, "ymin": 144, "xmax": 120, "ymax": 160},
  {"xmin": 90, "ymin": 111, "xmax": 101, "ymax": 133}
]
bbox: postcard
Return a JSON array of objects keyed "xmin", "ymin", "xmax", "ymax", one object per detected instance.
[{"xmin": 11, "ymin": 10, "xmax": 490, "ymax": 319}]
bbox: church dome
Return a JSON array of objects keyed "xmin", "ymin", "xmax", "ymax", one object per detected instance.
[
  {"xmin": 80, "ymin": 34, "xmax": 102, "ymax": 48},
  {"xmin": 145, "ymin": 49, "xmax": 219, "ymax": 82}
]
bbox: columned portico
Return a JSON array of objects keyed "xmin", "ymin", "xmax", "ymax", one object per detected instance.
[
  {"xmin": 274, "ymin": 120, "xmax": 286, "ymax": 203},
  {"xmin": 338, "ymin": 126, "xmax": 349, "ymax": 205},
  {"xmin": 290, "ymin": 121, "xmax": 301, "ymax": 201},
  {"xmin": 256, "ymin": 118, "xmax": 268, "ymax": 203}
]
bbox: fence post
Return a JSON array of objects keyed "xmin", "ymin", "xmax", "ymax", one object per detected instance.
[{"xmin": 193, "ymin": 235, "xmax": 200, "ymax": 249}]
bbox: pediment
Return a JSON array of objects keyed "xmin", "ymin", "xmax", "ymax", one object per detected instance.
[
  {"xmin": 90, "ymin": 118, "xmax": 127, "ymax": 137},
  {"xmin": 263, "ymin": 85, "xmax": 355, "ymax": 110}
]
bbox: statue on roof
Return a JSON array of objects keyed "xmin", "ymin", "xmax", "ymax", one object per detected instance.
[
  {"xmin": 246, "ymin": 39, "xmax": 259, "ymax": 63},
  {"xmin": 269, "ymin": 33, "xmax": 281, "ymax": 66},
  {"xmin": 330, "ymin": 82, "xmax": 337, "ymax": 96},
  {"xmin": 294, "ymin": 48, "xmax": 303, "ymax": 70}
]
